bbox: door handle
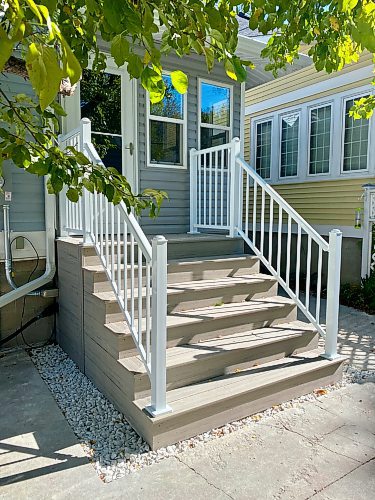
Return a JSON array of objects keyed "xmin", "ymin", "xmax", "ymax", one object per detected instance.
[{"xmin": 125, "ymin": 142, "xmax": 134, "ymax": 156}]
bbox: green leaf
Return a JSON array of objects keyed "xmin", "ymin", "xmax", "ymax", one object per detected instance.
[
  {"xmin": 74, "ymin": 151, "xmax": 91, "ymax": 165},
  {"xmin": 0, "ymin": 37, "xmax": 13, "ymax": 72},
  {"xmin": 50, "ymin": 100, "xmax": 67, "ymax": 116},
  {"xmin": 26, "ymin": 43, "xmax": 62, "ymax": 110},
  {"xmin": 224, "ymin": 59, "xmax": 237, "ymax": 81},
  {"xmin": 66, "ymin": 187, "xmax": 80, "ymax": 202},
  {"xmin": 232, "ymin": 57, "xmax": 247, "ymax": 82},
  {"xmin": 60, "ymin": 36, "xmax": 82, "ymax": 85},
  {"xmin": 204, "ymin": 47, "xmax": 214, "ymax": 72},
  {"xmin": 82, "ymin": 177, "xmax": 95, "ymax": 193},
  {"xmin": 111, "ymin": 34, "xmax": 130, "ymax": 67},
  {"xmin": 170, "ymin": 70, "xmax": 188, "ymax": 94},
  {"xmin": 127, "ymin": 53, "xmax": 143, "ymax": 79}
]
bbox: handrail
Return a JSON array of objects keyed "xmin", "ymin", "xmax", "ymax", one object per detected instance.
[
  {"xmin": 191, "ymin": 138, "xmax": 342, "ymax": 360},
  {"xmin": 237, "ymin": 157, "xmax": 329, "ymax": 251},
  {"xmin": 58, "ymin": 118, "xmax": 170, "ymax": 416}
]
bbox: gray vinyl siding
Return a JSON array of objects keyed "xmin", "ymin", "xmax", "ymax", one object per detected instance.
[
  {"xmin": 137, "ymin": 54, "xmax": 242, "ymax": 235},
  {"xmin": 0, "ymin": 73, "xmax": 45, "ymax": 232}
]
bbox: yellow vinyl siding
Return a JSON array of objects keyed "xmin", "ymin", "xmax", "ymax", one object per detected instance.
[
  {"xmin": 243, "ymin": 178, "xmax": 373, "ymax": 227},
  {"xmin": 245, "ymin": 51, "xmax": 373, "ymax": 108},
  {"xmin": 273, "ymin": 178, "xmax": 372, "ymax": 226}
]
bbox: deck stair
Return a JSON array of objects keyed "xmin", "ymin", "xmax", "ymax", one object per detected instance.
[{"xmin": 74, "ymin": 237, "xmax": 344, "ymax": 449}]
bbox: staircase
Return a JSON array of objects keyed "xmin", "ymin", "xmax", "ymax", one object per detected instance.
[
  {"xmin": 73, "ymin": 235, "xmax": 342, "ymax": 450},
  {"xmin": 57, "ymin": 121, "xmax": 345, "ymax": 450}
]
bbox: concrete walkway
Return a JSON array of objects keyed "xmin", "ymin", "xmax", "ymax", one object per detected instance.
[{"xmin": 0, "ymin": 303, "xmax": 374, "ymax": 499}]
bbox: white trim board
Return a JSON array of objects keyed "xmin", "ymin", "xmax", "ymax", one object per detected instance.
[{"xmin": 245, "ymin": 65, "xmax": 373, "ymax": 116}]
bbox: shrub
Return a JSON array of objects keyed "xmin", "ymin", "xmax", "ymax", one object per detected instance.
[{"xmin": 340, "ymin": 271, "xmax": 375, "ymax": 314}]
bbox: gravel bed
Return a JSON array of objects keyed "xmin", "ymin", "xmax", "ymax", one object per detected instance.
[{"xmin": 30, "ymin": 344, "xmax": 374, "ymax": 483}]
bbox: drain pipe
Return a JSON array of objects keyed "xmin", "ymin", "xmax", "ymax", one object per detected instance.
[{"xmin": 0, "ymin": 179, "xmax": 57, "ymax": 308}]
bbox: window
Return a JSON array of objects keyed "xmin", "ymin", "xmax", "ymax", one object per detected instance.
[
  {"xmin": 148, "ymin": 74, "xmax": 186, "ymax": 167},
  {"xmin": 280, "ymin": 113, "xmax": 299, "ymax": 177},
  {"xmin": 309, "ymin": 105, "xmax": 331, "ymax": 175},
  {"xmin": 200, "ymin": 81, "xmax": 231, "ymax": 149},
  {"xmin": 343, "ymin": 96, "xmax": 369, "ymax": 172},
  {"xmin": 255, "ymin": 120, "xmax": 272, "ymax": 179},
  {"xmin": 80, "ymin": 69, "xmax": 122, "ymax": 173}
]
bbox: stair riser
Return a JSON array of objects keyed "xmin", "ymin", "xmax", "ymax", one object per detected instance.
[
  {"xmin": 140, "ymin": 359, "xmax": 344, "ymax": 449},
  {"xmin": 131, "ymin": 331, "xmax": 319, "ymax": 399},
  {"xmin": 166, "ymin": 238, "xmax": 244, "ymax": 259},
  {"xmin": 84, "ymin": 257, "xmax": 260, "ymax": 293}
]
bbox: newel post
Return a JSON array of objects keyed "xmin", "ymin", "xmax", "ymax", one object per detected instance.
[
  {"xmin": 229, "ymin": 137, "xmax": 241, "ymax": 238},
  {"xmin": 80, "ymin": 118, "xmax": 92, "ymax": 246},
  {"xmin": 324, "ymin": 229, "xmax": 342, "ymax": 360},
  {"xmin": 146, "ymin": 235, "xmax": 172, "ymax": 417}
]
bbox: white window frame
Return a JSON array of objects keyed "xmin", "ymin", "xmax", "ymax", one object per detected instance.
[
  {"xmin": 248, "ymin": 84, "xmax": 374, "ymax": 185},
  {"xmin": 198, "ymin": 78, "xmax": 233, "ymax": 150},
  {"xmin": 279, "ymin": 110, "xmax": 301, "ymax": 179},
  {"xmin": 146, "ymin": 72, "xmax": 188, "ymax": 169},
  {"xmin": 307, "ymin": 102, "xmax": 333, "ymax": 177},
  {"xmin": 340, "ymin": 92, "xmax": 371, "ymax": 175},
  {"xmin": 253, "ymin": 117, "xmax": 273, "ymax": 179}
]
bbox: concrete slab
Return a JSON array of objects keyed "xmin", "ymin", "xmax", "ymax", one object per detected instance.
[{"xmin": 0, "ymin": 350, "xmax": 97, "ymax": 497}]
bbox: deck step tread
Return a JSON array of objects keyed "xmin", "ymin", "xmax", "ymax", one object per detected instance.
[
  {"xmin": 120, "ymin": 320, "xmax": 316, "ymax": 373},
  {"xmin": 83, "ymin": 254, "xmax": 258, "ymax": 274},
  {"xmin": 93, "ymin": 273, "xmax": 276, "ymax": 302},
  {"xmin": 105, "ymin": 295, "xmax": 295, "ymax": 334},
  {"xmin": 134, "ymin": 349, "xmax": 343, "ymax": 419}
]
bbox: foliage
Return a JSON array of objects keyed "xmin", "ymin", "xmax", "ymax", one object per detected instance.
[
  {"xmin": 340, "ymin": 271, "xmax": 375, "ymax": 314},
  {"xmin": 0, "ymin": 0, "xmax": 374, "ymax": 209}
]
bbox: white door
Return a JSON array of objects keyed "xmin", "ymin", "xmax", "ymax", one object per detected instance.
[{"xmin": 62, "ymin": 61, "xmax": 137, "ymax": 192}]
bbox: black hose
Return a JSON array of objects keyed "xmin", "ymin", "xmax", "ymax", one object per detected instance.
[{"xmin": 0, "ymin": 303, "xmax": 58, "ymax": 347}]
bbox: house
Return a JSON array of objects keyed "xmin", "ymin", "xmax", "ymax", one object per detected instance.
[
  {"xmin": 243, "ymin": 51, "xmax": 375, "ymax": 284},
  {"xmin": 1, "ymin": 30, "xmax": 346, "ymax": 449}
]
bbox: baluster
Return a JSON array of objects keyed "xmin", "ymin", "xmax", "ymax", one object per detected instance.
[
  {"xmin": 260, "ymin": 188, "xmax": 265, "ymax": 254},
  {"xmin": 111, "ymin": 203, "xmax": 115, "ymax": 280},
  {"xmin": 286, "ymin": 215, "xmax": 292, "ymax": 287},
  {"xmin": 99, "ymin": 195, "xmax": 103, "ymax": 259},
  {"xmin": 209, "ymin": 152, "xmax": 212, "ymax": 226},
  {"xmin": 130, "ymin": 233, "xmax": 135, "ymax": 331},
  {"xmin": 316, "ymin": 246, "xmax": 323, "ymax": 323},
  {"xmin": 138, "ymin": 246, "xmax": 143, "ymax": 346},
  {"xmin": 277, "ymin": 205, "xmax": 282, "ymax": 276},
  {"xmin": 268, "ymin": 197, "xmax": 273, "ymax": 265},
  {"xmin": 305, "ymin": 235, "xmax": 312, "ymax": 312},
  {"xmin": 220, "ymin": 149, "xmax": 224, "ymax": 226},
  {"xmin": 145, "ymin": 261, "xmax": 151, "ymax": 365},
  {"xmin": 203, "ymin": 153, "xmax": 207, "ymax": 225},
  {"xmin": 214, "ymin": 150, "xmax": 218, "ymax": 226},
  {"xmin": 295, "ymin": 225, "xmax": 302, "ymax": 299},
  {"xmin": 245, "ymin": 173, "xmax": 249, "ymax": 237},
  {"xmin": 123, "ymin": 221, "xmax": 128, "ymax": 313},
  {"xmin": 116, "ymin": 207, "xmax": 121, "ymax": 293},
  {"xmin": 94, "ymin": 192, "xmax": 98, "ymax": 247},
  {"xmin": 198, "ymin": 153, "xmax": 202, "ymax": 226},
  {"xmin": 252, "ymin": 181, "xmax": 257, "ymax": 245},
  {"xmin": 105, "ymin": 199, "xmax": 109, "ymax": 267}
]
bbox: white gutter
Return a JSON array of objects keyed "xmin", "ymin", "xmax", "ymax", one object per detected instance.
[{"xmin": 0, "ymin": 178, "xmax": 56, "ymax": 308}]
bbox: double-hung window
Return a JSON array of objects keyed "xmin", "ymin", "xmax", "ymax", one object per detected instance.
[
  {"xmin": 148, "ymin": 74, "xmax": 186, "ymax": 168},
  {"xmin": 343, "ymin": 96, "xmax": 369, "ymax": 172},
  {"xmin": 309, "ymin": 105, "xmax": 332, "ymax": 175},
  {"xmin": 280, "ymin": 113, "xmax": 299, "ymax": 178},
  {"xmin": 255, "ymin": 120, "xmax": 272, "ymax": 179},
  {"xmin": 199, "ymin": 81, "xmax": 232, "ymax": 149}
]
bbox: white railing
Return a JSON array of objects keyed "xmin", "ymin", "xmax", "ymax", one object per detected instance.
[
  {"xmin": 190, "ymin": 138, "xmax": 342, "ymax": 360},
  {"xmin": 58, "ymin": 119, "xmax": 171, "ymax": 416}
]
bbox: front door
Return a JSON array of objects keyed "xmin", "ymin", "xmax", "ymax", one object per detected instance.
[{"xmin": 62, "ymin": 61, "xmax": 137, "ymax": 192}]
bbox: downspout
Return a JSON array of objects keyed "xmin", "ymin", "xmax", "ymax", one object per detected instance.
[{"xmin": 0, "ymin": 178, "xmax": 57, "ymax": 308}]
